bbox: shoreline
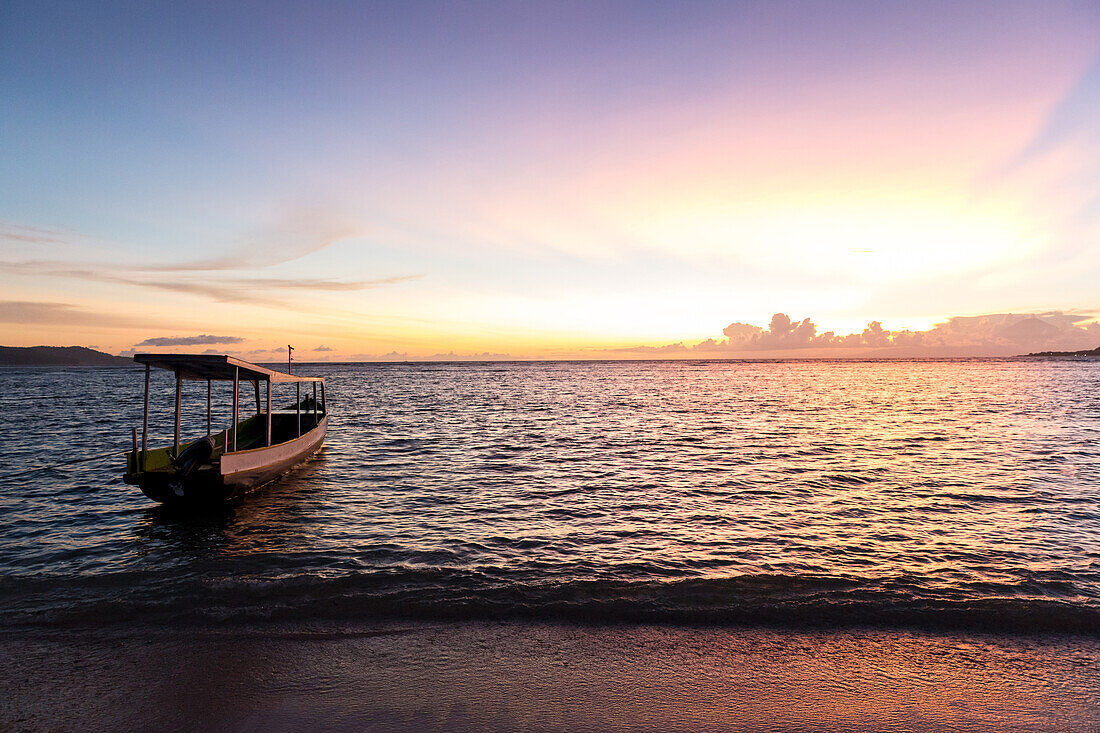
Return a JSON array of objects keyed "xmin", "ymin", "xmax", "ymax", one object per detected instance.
[{"xmin": 4, "ymin": 621, "xmax": 1099, "ymax": 731}]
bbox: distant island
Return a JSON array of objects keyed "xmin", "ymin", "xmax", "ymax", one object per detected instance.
[
  {"xmin": 1023, "ymin": 346, "xmax": 1100, "ymax": 357},
  {"xmin": 0, "ymin": 345, "xmax": 132, "ymax": 366}
]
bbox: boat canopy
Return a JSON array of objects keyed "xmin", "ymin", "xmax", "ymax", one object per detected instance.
[{"xmin": 133, "ymin": 354, "xmax": 323, "ymax": 383}]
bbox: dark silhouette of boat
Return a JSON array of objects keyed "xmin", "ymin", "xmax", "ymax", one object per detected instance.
[{"xmin": 123, "ymin": 354, "xmax": 327, "ymax": 504}]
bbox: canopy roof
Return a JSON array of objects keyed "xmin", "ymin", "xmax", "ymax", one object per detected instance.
[{"xmin": 133, "ymin": 354, "xmax": 323, "ymax": 383}]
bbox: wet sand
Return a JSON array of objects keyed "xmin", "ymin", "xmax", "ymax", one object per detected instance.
[{"xmin": 2, "ymin": 622, "xmax": 1099, "ymax": 732}]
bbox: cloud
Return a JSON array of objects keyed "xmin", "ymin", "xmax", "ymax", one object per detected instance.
[
  {"xmin": 129, "ymin": 274, "xmax": 417, "ymax": 305},
  {"xmin": 134, "ymin": 334, "xmax": 246, "ymax": 347},
  {"xmin": 985, "ymin": 56, "xmax": 1100, "ymax": 295},
  {"xmin": 238, "ymin": 349, "xmax": 284, "ymax": 361},
  {"xmin": 611, "ymin": 342, "xmax": 689, "ymax": 354},
  {"xmin": 342, "ymin": 351, "xmax": 408, "ymax": 361},
  {"xmin": 699, "ymin": 313, "xmax": 907, "ymax": 352},
  {"xmin": 1011, "ymin": 57, "xmax": 1100, "ymax": 168},
  {"xmin": 721, "ymin": 313, "xmax": 822, "ymax": 350},
  {"xmin": 242, "ymin": 275, "xmax": 421, "ymax": 290},
  {"xmin": 618, "ymin": 311, "xmax": 1100, "ymax": 357},
  {"xmin": 340, "ymin": 350, "xmax": 511, "ymax": 361},
  {"xmin": 0, "ymin": 221, "xmax": 67, "ymax": 245},
  {"xmin": 0, "ymin": 301, "xmax": 86, "ymax": 324},
  {"xmin": 914, "ymin": 312, "xmax": 1100, "ymax": 352},
  {"xmin": 422, "ymin": 351, "xmax": 512, "ymax": 360},
  {"xmin": 0, "ymin": 300, "xmax": 148, "ymax": 328},
  {"xmin": 144, "ymin": 207, "xmax": 360, "ymax": 272},
  {"xmin": 3, "ymin": 260, "xmax": 419, "ymax": 307},
  {"xmin": 3, "ymin": 208, "xmax": 359, "ymax": 273},
  {"xmin": 353, "ymin": 351, "xmax": 411, "ymax": 361},
  {"xmin": 121, "ymin": 279, "xmax": 284, "ymax": 306},
  {"xmin": 314, "ymin": 345, "xmax": 334, "ymax": 351}
]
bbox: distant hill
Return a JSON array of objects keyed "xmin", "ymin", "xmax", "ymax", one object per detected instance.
[
  {"xmin": 1023, "ymin": 346, "xmax": 1100, "ymax": 357},
  {"xmin": 0, "ymin": 345, "xmax": 132, "ymax": 366}
]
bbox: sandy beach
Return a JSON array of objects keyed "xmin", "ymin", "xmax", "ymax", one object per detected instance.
[{"xmin": 4, "ymin": 622, "xmax": 1099, "ymax": 731}]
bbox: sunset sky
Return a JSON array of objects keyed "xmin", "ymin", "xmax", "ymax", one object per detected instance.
[{"xmin": 2, "ymin": 1, "xmax": 1099, "ymax": 359}]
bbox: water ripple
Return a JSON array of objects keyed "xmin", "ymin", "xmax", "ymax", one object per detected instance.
[{"xmin": 1, "ymin": 359, "xmax": 1098, "ymax": 632}]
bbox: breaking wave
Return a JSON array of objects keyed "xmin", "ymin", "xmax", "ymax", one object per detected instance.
[{"xmin": 3, "ymin": 570, "xmax": 1098, "ymax": 635}]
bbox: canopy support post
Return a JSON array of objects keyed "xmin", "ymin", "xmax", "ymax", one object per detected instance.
[
  {"xmin": 320, "ymin": 381, "xmax": 326, "ymax": 417},
  {"xmin": 206, "ymin": 379, "xmax": 212, "ymax": 437},
  {"xmin": 266, "ymin": 379, "xmax": 272, "ymax": 447},
  {"xmin": 296, "ymin": 382, "xmax": 301, "ymax": 437},
  {"xmin": 232, "ymin": 366, "xmax": 239, "ymax": 452},
  {"xmin": 141, "ymin": 364, "xmax": 150, "ymax": 470},
  {"xmin": 173, "ymin": 369, "xmax": 182, "ymax": 458},
  {"xmin": 254, "ymin": 380, "xmax": 261, "ymax": 416},
  {"xmin": 313, "ymin": 382, "xmax": 317, "ymax": 422}
]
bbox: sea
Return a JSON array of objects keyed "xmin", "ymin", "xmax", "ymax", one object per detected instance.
[{"xmin": 1, "ymin": 358, "xmax": 1098, "ymax": 634}]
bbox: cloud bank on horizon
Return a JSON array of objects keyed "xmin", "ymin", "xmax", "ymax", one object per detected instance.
[
  {"xmin": 613, "ymin": 312, "xmax": 1100, "ymax": 358},
  {"xmin": 123, "ymin": 311, "xmax": 1096, "ymax": 360}
]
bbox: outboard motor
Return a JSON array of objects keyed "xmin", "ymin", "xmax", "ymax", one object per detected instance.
[{"xmin": 170, "ymin": 436, "xmax": 215, "ymax": 479}]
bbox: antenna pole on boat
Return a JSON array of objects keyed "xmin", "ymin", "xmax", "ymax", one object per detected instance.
[
  {"xmin": 288, "ymin": 345, "xmax": 293, "ymax": 374},
  {"xmin": 232, "ymin": 367, "xmax": 239, "ymax": 452},
  {"xmin": 266, "ymin": 378, "xmax": 272, "ymax": 447},
  {"xmin": 141, "ymin": 364, "xmax": 150, "ymax": 470},
  {"xmin": 173, "ymin": 369, "xmax": 182, "ymax": 459}
]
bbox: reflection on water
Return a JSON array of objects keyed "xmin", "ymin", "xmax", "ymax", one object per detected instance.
[
  {"xmin": 0, "ymin": 359, "xmax": 1098, "ymax": 631},
  {"xmin": 136, "ymin": 453, "xmax": 328, "ymax": 560}
]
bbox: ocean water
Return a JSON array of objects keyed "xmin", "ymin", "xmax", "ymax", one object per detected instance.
[{"xmin": 1, "ymin": 359, "xmax": 1099, "ymax": 633}]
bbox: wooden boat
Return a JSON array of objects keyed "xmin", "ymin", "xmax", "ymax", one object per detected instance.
[{"xmin": 123, "ymin": 354, "xmax": 327, "ymax": 504}]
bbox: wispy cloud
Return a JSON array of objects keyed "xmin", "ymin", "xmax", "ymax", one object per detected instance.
[
  {"xmin": 1010, "ymin": 56, "xmax": 1100, "ymax": 168},
  {"xmin": 3, "ymin": 260, "xmax": 419, "ymax": 307},
  {"xmin": 145, "ymin": 209, "xmax": 359, "ymax": 272},
  {"xmin": 123, "ymin": 279, "xmax": 285, "ymax": 306},
  {"xmin": 243, "ymin": 275, "xmax": 421, "ymax": 290},
  {"xmin": 134, "ymin": 334, "xmax": 245, "ymax": 347},
  {"xmin": 0, "ymin": 221, "xmax": 68, "ymax": 245},
  {"xmin": 2, "ymin": 208, "xmax": 360, "ymax": 272},
  {"xmin": 0, "ymin": 300, "xmax": 148, "ymax": 328}
]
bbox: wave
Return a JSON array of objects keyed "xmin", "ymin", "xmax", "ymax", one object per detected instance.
[{"xmin": 3, "ymin": 571, "xmax": 1097, "ymax": 635}]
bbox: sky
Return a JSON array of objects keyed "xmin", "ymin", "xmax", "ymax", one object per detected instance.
[{"xmin": 2, "ymin": 0, "xmax": 1099, "ymax": 360}]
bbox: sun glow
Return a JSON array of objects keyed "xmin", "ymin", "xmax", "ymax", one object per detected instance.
[{"xmin": 633, "ymin": 195, "xmax": 1042, "ymax": 283}]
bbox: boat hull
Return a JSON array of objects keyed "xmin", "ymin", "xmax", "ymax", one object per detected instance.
[
  {"xmin": 220, "ymin": 416, "xmax": 328, "ymax": 492},
  {"xmin": 130, "ymin": 417, "xmax": 327, "ymax": 504}
]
